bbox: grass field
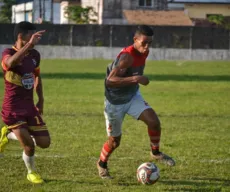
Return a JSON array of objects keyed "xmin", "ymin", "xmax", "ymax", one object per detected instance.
[{"xmin": 0, "ymin": 59, "xmax": 229, "ymax": 192}]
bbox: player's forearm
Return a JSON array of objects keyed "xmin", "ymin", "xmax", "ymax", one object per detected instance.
[
  {"xmin": 106, "ymin": 76, "xmax": 138, "ymax": 88},
  {"xmin": 35, "ymin": 76, "xmax": 44, "ymax": 101},
  {"xmin": 5, "ymin": 42, "xmax": 33, "ymax": 69}
]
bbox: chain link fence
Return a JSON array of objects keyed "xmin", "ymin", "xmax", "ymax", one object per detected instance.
[{"xmin": 0, "ymin": 24, "xmax": 229, "ymax": 49}]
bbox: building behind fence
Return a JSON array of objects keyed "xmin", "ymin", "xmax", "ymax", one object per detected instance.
[{"xmin": 0, "ymin": 24, "xmax": 229, "ymax": 50}]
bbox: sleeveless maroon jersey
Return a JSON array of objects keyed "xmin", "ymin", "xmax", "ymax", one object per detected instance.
[{"xmin": 1, "ymin": 46, "xmax": 40, "ymax": 116}]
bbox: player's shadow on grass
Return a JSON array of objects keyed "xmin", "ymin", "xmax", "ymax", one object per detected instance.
[
  {"xmin": 44, "ymin": 178, "xmax": 139, "ymax": 186},
  {"xmin": 159, "ymin": 114, "xmax": 230, "ymax": 119},
  {"xmin": 0, "ymin": 73, "xmax": 229, "ymax": 81},
  {"xmin": 160, "ymin": 178, "xmax": 229, "ymax": 192},
  {"xmin": 38, "ymin": 73, "xmax": 230, "ymax": 82},
  {"xmin": 116, "ymin": 179, "xmax": 140, "ymax": 186},
  {"xmin": 45, "ymin": 112, "xmax": 230, "ymax": 119},
  {"xmin": 46, "ymin": 112, "xmax": 102, "ymax": 117},
  {"xmin": 166, "ymin": 188, "xmax": 221, "ymax": 192}
]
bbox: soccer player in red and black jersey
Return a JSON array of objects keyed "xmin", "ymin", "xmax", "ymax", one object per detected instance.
[
  {"xmin": 97, "ymin": 25, "xmax": 175, "ymax": 179},
  {"xmin": 0, "ymin": 21, "xmax": 50, "ymax": 184}
]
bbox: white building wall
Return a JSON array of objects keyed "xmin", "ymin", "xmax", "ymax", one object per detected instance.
[
  {"xmin": 10, "ymin": 0, "xmax": 185, "ymax": 24},
  {"xmin": 12, "ymin": 2, "xmax": 33, "ymax": 23},
  {"xmin": 11, "ymin": 0, "xmax": 60, "ymax": 24},
  {"xmin": 60, "ymin": 1, "xmax": 69, "ymax": 24}
]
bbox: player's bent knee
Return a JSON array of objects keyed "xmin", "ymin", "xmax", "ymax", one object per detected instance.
[
  {"xmin": 35, "ymin": 137, "xmax": 51, "ymax": 149},
  {"xmin": 108, "ymin": 136, "xmax": 121, "ymax": 149},
  {"xmin": 39, "ymin": 143, "xmax": 50, "ymax": 149},
  {"xmin": 112, "ymin": 141, "xmax": 120, "ymax": 149},
  {"xmin": 24, "ymin": 145, "xmax": 35, "ymax": 155},
  {"xmin": 148, "ymin": 119, "xmax": 161, "ymax": 130},
  {"xmin": 111, "ymin": 140, "xmax": 120, "ymax": 149},
  {"xmin": 38, "ymin": 140, "xmax": 50, "ymax": 148}
]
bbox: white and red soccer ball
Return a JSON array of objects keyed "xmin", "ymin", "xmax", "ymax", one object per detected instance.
[{"xmin": 137, "ymin": 162, "xmax": 160, "ymax": 185}]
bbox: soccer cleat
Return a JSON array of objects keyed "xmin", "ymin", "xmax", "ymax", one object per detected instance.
[
  {"xmin": 150, "ymin": 151, "xmax": 175, "ymax": 166},
  {"xmin": 27, "ymin": 172, "xmax": 44, "ymax": 184},
  {"xmin": 0, "ymin": 126, "xmax": 9, "ymax": 157},
  {"xmin": 97, "ymin": 161, "xmax": 113, "ymax": 179}
]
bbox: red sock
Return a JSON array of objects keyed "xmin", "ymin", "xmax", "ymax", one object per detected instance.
[
  {"xmin": 148, "ymin": 129, "xmax": 161, "ymax": 152},
  {"xmin": 99, "ymin": 142, "xmax": 114, "ymax": 162}
]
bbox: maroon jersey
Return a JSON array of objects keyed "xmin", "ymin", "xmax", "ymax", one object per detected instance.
[{"xmin": 1, "ymin": 46, "xmax": 40, "ymax": 116}]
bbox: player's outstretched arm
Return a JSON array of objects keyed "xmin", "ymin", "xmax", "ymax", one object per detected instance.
[
  {"xmin": 106, "ymin": 53, "xmax": 149, "ymax": 88},
  {"xmin": 4, "ymin": 30, "xmax": 45, "ymax": 69}
]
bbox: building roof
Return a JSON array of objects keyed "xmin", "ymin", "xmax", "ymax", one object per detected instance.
[
  {"xmin": 168, "ymin": 0, "xmax": 230, "ymax": 4},
  {"xmin": 123, "ymin": 10, "xmax": 193, "ymax": 26}
]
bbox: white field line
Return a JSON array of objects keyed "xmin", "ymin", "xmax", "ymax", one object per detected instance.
[
  {"xmin": 2, "ymin": 154, "xmax": 135, "ymax": 160},
  {"xmin": 2, "ymin": 154, "xmax": 230, "ymax": 164},
  {"xmin": 176, "ymin": 60, "xmax": 187, "ymax": 66},
  {"xmin": 200, "ymin": 158, "xmax": 230, "ymax": 164}
]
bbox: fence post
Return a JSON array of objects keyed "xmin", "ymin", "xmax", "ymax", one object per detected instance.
[
  {"xmin": 189, "ymin": 27, "xmax": 193, "ymax": 60},
  {"xmin": 110, "ymin": 25, "xmax": 113, "ymax": 48},
  {"xmin": 70, "ymin": 25, "xmax": 73, "ymax": 47},
  {"xmin": 229, "ymin": 30, "xmax": 230, "ymax": 50},
  {"xmin": 228, "ymin": 30, "xmax": 230, "ymax": 60},
  {"xmin": 70, "ymin": 25, "xmax": 73, "ymax": 59}
]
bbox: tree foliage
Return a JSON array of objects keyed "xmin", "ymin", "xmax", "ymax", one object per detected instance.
[
  {"xmin": 64, "ymin": 5, "xmax": 97, "ymax": 24},
  {"xmin": 0, "ymin": 0, "xmax": 16, "ymax": 23},
  {"xmin": 208, "ymin": 15, "xmax": 230, "ymax": 30}
]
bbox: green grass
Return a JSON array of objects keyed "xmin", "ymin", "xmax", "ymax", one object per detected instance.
[{"xmin": 0, "ymin": 60, "xmax": 230, "ymax": 192}]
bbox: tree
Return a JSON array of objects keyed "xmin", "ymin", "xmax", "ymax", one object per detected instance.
[
  {"xmin": 0, "ymin": 0, "xmax": 16, "ymax": 23},
  {"xmin": 208, "ymin": 15, "xmax": 230, "ymax": 30},
  {"xmin": 64, "ymin": 5, "xmax": 97, "ymax": 24}
]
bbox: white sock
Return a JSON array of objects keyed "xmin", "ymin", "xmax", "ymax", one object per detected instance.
[
  {"xmin": 7, "ymin": 132, "xmax": 36, "ymax": 146},
  {"xmin": 22, "ymin": 151, "xmax": 35, "ymax": 174},
  {"xmin": 7, "ymin": 132, "xmax": 18, "ymax": 140}
]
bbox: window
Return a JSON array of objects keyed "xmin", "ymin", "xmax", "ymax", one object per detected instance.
[
  {"xmin": 139, "ymin": 0, "xmax": 153, "ymax": 7},
  {"xmin": 25, "ymin": 11, "xmax": 32, "ymax": 22}
]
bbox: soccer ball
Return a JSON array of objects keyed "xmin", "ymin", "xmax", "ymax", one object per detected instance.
[{"xmin": 137, "ymin": 162, "xmax": 160, "ymax": 185}]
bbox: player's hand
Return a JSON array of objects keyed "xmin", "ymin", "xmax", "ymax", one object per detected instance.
[
  {"xmin": 29, "ymin": 30, "xmax": 46, "ymax": 45},
  {"xmin": 36, "ymin": 100, "xmax": 44, "ymax": 115},
  {"xmin": 135, "ymin": 76, "xmax": 149, "ymax": 86}
]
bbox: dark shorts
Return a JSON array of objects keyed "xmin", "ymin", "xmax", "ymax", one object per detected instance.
[{"xmin": 1, "ymin": 107, "xmax": 49, "ymax": 137}]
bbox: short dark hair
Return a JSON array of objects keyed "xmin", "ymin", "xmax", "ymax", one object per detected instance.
[
  {"xmin": 135, "ymin": 25, "xmax": 154, "ymax": 36},
  {"xmin": 14, "ymin": 21, "xmax": 36, "ymax": 40}
]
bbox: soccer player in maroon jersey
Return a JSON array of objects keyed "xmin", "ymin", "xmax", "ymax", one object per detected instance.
[
  {"xmin": 0, "ymin": 21, "xmax": 50, "ymax": 184},
  {"xmin": 97, "ymin": 25, "xmax": 175, "ymax": 179}
]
